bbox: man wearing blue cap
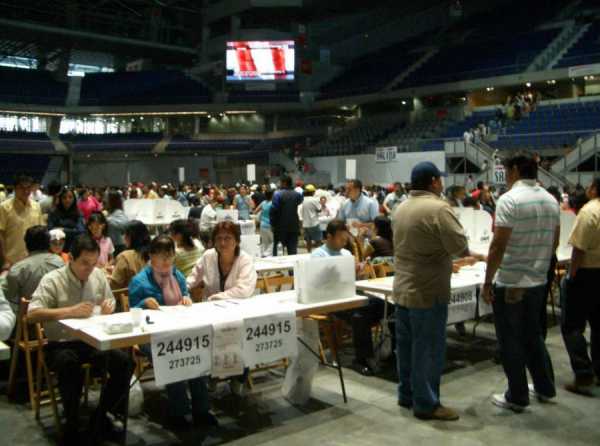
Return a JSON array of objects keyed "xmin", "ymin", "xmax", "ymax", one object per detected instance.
[{"xmin": 391, "ymin": 161, "xmax": 469, "ymax": 421}]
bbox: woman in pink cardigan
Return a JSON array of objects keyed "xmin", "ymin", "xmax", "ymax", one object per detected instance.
[{"xmin": 187, "ymin": 221, "xmax": 257, "ymax": 300}]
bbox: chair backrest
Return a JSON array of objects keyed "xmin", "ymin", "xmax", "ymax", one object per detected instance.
[
  {"xmin": 112, "ymin": 288, "xmax": 129, "ymax": 312},
  {"xmin": 118, "ymin": 292, "xmax": 130, "ymax": 312},
  {"xmin": 362, "ymin": 263, "xmax": 377, "ymax": 280},
  {"xmin": 16, "ymin": 298, "xmax": 32, "ymax": 341},
  {"xmin": 374, "ymin": 263, "xmax": 393, "ymax": 278},
  {"xmin": 263, "ymin": 275, "xmax": 294, "ymax": 293}
]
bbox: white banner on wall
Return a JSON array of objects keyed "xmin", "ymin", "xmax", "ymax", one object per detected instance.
[
  {"xmin": 375, "ymin": 146, "xmax": 398, "ymax": 163},
  {"xmin": 247, "ymin": 164, "xmax": 256, "ymax": 183},
  {"xmin": 345, "ymin": 159, "xmax": 357, "ymax": 180}
]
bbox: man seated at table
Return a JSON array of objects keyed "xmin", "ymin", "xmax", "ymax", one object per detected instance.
[
  {"xmin": 5, "ymin": 225, "xmax": 64, "ymax": 313},
  {"xmin": 313, "ymin": 220, "xmax": 389, "ymax": 376},
  {"xmin": 0, "ymin": 286, "xmax": 15, "ymax": 340},
  {"xmin": 128, "ymin": 235, "xmax": 218, "ymax": 430},
  {"xmin": 27, "ymin": 234, "xmax": 134, "ymax": 446},
  {"xmin": 187, "ymin": 221, "xmax": 257, "ymax": 301}
]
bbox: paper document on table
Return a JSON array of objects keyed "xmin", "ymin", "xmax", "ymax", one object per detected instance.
[{"xmin": 212, "ymin": 319, "xmax": 244, "ymax": 378}]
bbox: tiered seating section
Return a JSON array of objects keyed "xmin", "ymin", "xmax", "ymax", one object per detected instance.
[
  {"xmin": 0, "ymin": 131, "xmax": 55, "ymax": 152},
  {"xmin": 0, "ymin": 154, "xmax": 51, "ymax": 184},
  {"xmin": 492, "ymin": 102, "xmax": 600, "ymax": 150},
  {"xmin": 309, "ymin": 115, "xmax": 404, "ymax": 156},
  {"xmin": 61, "ymin": 133, "xmax": 162, "ymax": 152},
  {"xmin": 377, "ymin": 118, "xmax": 450, "ymax": 152},
  {"xmin": 556, "ymin": 21, "xmax": 600, "ymax": 68},
  {"xmin": 428, "ymin": 100, "xmax": 600, "ymax": 151},
  {"xmin": 397, "ymin": 29, "xmax": 560, "ymax": 88},
  {"xmin": 0, "ymin": 67, "xmax": 67, "ymax": 105},
  {"xmin": 320, "ymin": 48, "xmax": 425, "ymax": 99},
  {"xmin": 80, "ymin": 71, "xmax": 211, "ymax": 105},
  {"xmin": 166, "ymin": 135, "xmax": 312, "ymax": 153}
]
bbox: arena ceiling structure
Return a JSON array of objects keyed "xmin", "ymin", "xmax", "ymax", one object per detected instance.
[{"xmin": 0, "ymin": 0, "xmax": 449, "ymax": 70}]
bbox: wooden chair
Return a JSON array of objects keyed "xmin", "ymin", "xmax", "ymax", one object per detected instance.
[
  {"xmin": 32, "ymin": 322, "xmax": 62, "ymax": 435},
  {"xmin": 8, "ymin": 298, "xmax": 40, "ymax": 409},
  {"xmin": 112, "ymin": 287, "xmax": 129, "ymax": 312},
  {"xmin": 263, "ymin": 274, "xmax": 294, "ymax": 293},
  {"xmin": 32, "ymin": 321, "xmax": 93, "ymax": 437},
  {"xmin": 373, "ymin": 262, "xmax": 394, "ymax": 278}
]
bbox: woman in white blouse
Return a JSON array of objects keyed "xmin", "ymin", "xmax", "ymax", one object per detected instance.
[{"xmin": 187, "ymin": 221, "xmax": 257, "ymax": 300}]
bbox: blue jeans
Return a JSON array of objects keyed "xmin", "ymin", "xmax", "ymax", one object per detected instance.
[
  {"xmin": 493, "ymin": 285, "xmax": 556, "ymax": 406},
  {"xmin": 395, "ymin": 302, "xmax": 448, "ymax": 414},
  {"xmin": 139, "ymin": 344, "xmax": 210, "ymax": 417}
]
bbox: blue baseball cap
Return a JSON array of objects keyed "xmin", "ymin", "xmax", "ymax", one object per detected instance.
[{"xmin": 411, "ymin": 161, "xmax": 446, "ymax": 185}]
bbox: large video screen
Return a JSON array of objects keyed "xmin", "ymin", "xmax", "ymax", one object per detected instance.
[{"xmin": 226, "ymin": 40, "xmax": 295, "ymax": 81}]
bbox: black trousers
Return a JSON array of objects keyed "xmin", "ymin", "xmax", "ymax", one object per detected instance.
[
  {"xmin": 273, "ymin": 232, "xmax": 299, "ymax": 256},
  {"xmin": 561, "ymin": 269, "xmax": 600, "ymax": 381},
  {"xmin": 336, "ymin": 297, "xmax": 393, "ymax": 363},
  {"xmin": 46, "ymin": 341, "xmax": 134, "ymax": 433}
]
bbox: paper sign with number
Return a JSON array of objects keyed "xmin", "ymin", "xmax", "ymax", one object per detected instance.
[
  {"xmin": 242, "ymin": 311, "xmax": 297, "ymax": 367},
  {"xmin": 494, "ymin": 164, "xmax": 506, "ymax": 185},
  {"xmin": 447, "ymin": 285, "xmax": 477, "ymax": 325},
  {"xmin": 151, "ymin": 324, "xmax": 212, "ymax": 386}
]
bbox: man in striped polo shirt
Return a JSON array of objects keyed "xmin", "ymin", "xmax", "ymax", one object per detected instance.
[{"xmin": 482, "ymin": 153, "xmax": 560, "ymax": 412}]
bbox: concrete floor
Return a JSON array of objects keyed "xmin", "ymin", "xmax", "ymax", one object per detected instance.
[{"xmin": 1, "ymin": 319, "xmax": 599, "ymax": 446}]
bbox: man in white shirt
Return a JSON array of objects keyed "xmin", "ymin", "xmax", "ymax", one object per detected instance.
[
  {"xmin": 301, "ymin": 185, "xmax": 323, "ymax": 253},
  {"xmin": 199, "ymin": 189, "xmax": 218, "ymax": 235},
  {"xmin": 482, "ymin": 153, "xmax": 559, "ymax": 412},
  {"xmin": 383, "ymin": 182, "xmax": 407, "ymax": 215}
]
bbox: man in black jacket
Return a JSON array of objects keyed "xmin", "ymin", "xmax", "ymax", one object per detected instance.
[{"xmin": 270, "ymin": 176, "xmax": 303, "ymax": 256}]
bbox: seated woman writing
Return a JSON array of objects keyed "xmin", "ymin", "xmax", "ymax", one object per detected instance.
[
  {"xmin": 187, "ymin": 221, "xmax": 257, "ymax": 301},
  {"xmin": 128, "ymin": 235, "xmax": 217, "ymax": 430}
]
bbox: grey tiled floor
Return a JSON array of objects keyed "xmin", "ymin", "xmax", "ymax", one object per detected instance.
[{"xmin": 1, "ymin": 320, "xmax": 599, "ymax": 445}]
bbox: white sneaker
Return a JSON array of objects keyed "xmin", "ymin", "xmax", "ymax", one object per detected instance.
[
  {"xmin": 528, "ymin": 384, "xmax": 556, "ymax": 403},
  {"xmin": 492, "ymin": 394, "xmax": 526, "ymax": 413}
]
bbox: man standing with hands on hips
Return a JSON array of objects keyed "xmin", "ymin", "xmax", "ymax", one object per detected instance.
[
  {"xmin": 482, "ymin": 153, "xmax": 559, "ymax": 412},
  {"xmin": 392, "ymin": 162, "xmax": 472, "ymax": 421}
]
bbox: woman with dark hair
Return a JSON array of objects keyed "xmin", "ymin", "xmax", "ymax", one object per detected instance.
[
  {"xmin": 128, "ymin": 235, "xmax": 217, "ymax": 429},
  {"xmin": 187, "ymin": 221, "xmax": 257, "ymax": 301},
  {"xmin": 170, "ymin": 219, "xmax": 204, "ymax": 277},
  {"xmin": 106, "ymin": 190, "xmax": 129, "ymax": 257},
  {"xmin": 110, "ymin": 220, "xmax": 150, "ymax": 290},
  {"xmin": 363, "ymin": 215, "xmax": 394, "ymax": 264},
  {"xmin": 87, "ymin": 212, "xmax": 114, "ymax": 267},
  {"xmin": 77, "ymin": 186, "xmax": 102, "ymax": 221},
  {"xmin": 47, "ymin": 187, "xmax": 85, "ymax": 253}
]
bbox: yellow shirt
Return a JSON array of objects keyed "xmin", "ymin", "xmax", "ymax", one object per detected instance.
[
  {"xmin": 569, "ymin": 199, "xmax": 600, "ymax": 268},
  {"xmin": 0, "ymin": 197, "xmax": 43, "ymax": 264}
]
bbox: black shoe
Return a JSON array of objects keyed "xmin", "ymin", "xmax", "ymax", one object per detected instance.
[
  {"xmin": 351, "ymin": 360, "xmax": 374, "ymax": 376},
  {"xmin": 166, "ymin": 415, "xmax": 191, "ymax": 431},
  {"xmin": 193, "ymin": 412, "xmax": 219, "ymax": 429}
]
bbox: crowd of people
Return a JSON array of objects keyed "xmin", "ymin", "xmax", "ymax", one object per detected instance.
[{"xmin": 0, "ymin": 154, "xmax": 598, "ymax": 443}]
